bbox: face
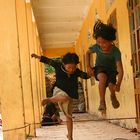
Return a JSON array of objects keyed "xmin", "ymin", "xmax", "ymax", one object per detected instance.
[
  {"xmin": 64, "ymin": 63, "xmax": 77, "ymax": 74},
  {"xmin": 96, "ymin": 37, "xmax": 112, "ymax": 52}
]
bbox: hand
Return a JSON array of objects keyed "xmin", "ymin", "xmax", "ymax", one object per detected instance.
[
  {"xmin": 31, "ymin": 53, "xmax": 40, "ymax": 59},
  {"xmin": 41, "ymin": 99, "xmax": 48, "ymax": 106},
  {"xmin": 115, "ymin": 83, "xmax": 120, "ymax": 92},
  {"xmin": 87, "ymin": 66, "xmax": 94, "ymax": 76}
]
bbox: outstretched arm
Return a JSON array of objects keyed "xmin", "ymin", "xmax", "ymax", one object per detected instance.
[
  {"xmin": 31, "ymin": 53, "xmax": 41, "ymax": 60},
  {"xmin": 31, "ymin": 53, "xmax": 56, "ymax": 67}
]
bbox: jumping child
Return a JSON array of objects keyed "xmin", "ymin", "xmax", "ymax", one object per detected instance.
[
  {"xmin": 31, "ymin": 52, "xmax": 90, "ymax": 140},
  {"xmin": 86, "ymin": 20, "xmax": 124, "ymax": 112}
]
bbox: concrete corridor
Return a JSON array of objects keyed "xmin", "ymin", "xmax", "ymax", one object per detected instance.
[{"xmin": 28, "ymin": 113, "xmax": 140, "ymax": 140}]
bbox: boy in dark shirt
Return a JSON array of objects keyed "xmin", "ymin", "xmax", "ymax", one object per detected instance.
[
  {"xmin": 31, "ymin": 52, "xmax": 90, "ymax": 140},
  {"xmin": 86, "ymin": 20, "xmax": 124, "ymax": 112}
]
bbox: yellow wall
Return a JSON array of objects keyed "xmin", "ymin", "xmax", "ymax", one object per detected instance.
[
  {"xmin": 43, "ymin": 47, "xmax": 75, "ymax": 58},
  {"xmin": 0, "ymin": 1, "xmax": 136, "ymax": 139},
  {"xmin": 0, "ymin": 0, "xmax": 46, "ymax": 139},
  {"xmin": 75, "ymin": 0, "xmax": 136, "ymax": 129}
]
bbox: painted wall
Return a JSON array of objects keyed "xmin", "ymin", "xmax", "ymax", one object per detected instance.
[
  {"xmin": 0, "ymin": 0, "xmax": 46, "ymax": 139},
  {"xmin": 43, "ymin": 47, "xmax": 75, "ymax": 58},
  {"xmin": 75, "ymin": 0, "xmax": 136, "ymax": 129}
]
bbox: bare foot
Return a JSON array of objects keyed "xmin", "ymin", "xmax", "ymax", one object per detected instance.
[{"xmin": 67, "ymin": 134, "xmax": 73, "ymax": 140}]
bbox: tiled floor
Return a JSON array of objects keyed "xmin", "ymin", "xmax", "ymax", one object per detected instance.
[{"xmin": 29, "ymin": 113, "xmax": 140, "ymax": 140}]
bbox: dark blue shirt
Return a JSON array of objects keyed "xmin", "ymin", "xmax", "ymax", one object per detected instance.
[
  {"xmin": 89, "ymin": 44, "xmax": 121, "ymax": 72},
  {"xmin": 40, "ymin": 56, "xmax": 89, "ymax": 99}
]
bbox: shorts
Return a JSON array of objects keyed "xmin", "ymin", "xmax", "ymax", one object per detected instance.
[
  {"xmin": 94, "ymin": 66, "xmax": 118, "ymax": 86},
  {"xmin": 53, "ymin": 87, "xmax": 73, "ymax": 118}
]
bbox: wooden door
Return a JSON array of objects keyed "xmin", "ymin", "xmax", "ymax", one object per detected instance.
[{"xmin": 128, "ymin": 0, "xmax": 140, "ymax": 131}]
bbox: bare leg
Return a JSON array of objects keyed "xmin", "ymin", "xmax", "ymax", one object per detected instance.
[
  {"xmin": 66, "ymin": 116, "xmax": 73, "ymax": 140},
  {"xmin": 108, "ymin": 83, "xmax": 115, "ymax": 95},
  {"xmin": 108, "ymin": 83, "xmax": 120, "ymax": 109},
  {"xmin": 42, "ymin": 95, "xmax": 70, "ymax": 106},
  {"xmin": 42, "ymin": 91, "xmax": 73, "ymax": 139},
  {"xmin": 50, "ymin": 95, "xmax": 70, "ymax": 102},
  {"xmin": 97, "ymin": 73, "xmax": 107, "ymax": 105}
]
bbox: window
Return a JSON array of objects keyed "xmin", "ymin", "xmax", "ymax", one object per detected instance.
[{"xmin": 128, "ymin": 0, "xmax": 140, "ymax": 76}]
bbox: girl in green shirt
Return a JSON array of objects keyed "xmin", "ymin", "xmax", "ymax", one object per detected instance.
[{"xmin": 86, "ymin": 20, "xmax": 124, "ymax": 112}]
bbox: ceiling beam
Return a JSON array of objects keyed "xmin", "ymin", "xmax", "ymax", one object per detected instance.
[
  {"xmin": 40, "ymin": 32, "xmax": 79, "ymax": 42},
  {"xmin": 34, "ymin": 6, "xmax": 87, "ymax": 15},
  {"xmin": 42, "ymin": 42, "xmax": 75, "ymax": 49},
  {"xmin": 38, "ymin": 22, "xmax": 82, "ymax": 34},
  {"xmin": 31, "ymin": 0, "xmax": 92, "ymax": 8}
]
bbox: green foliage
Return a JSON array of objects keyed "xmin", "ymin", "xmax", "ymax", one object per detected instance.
[
  {"xmin": 45, "ymin": 64, "xmax": 55, "ymax": 75},
  {"xmin": 44, "ymin": 58, "xmax": 61, "ymax": 75}
]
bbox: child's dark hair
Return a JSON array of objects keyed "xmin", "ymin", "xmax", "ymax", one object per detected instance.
[
  {"xmin": 62, "ymin": 52, "xmax": 79, "ymax": 65},
  {"xmin": 93, "ymin": 20, "xmax": 116, "ymax": 41}
]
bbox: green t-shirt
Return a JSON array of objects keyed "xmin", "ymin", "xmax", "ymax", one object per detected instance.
[{"xmin": 89, "ymin": 44, "xmax": 121, "ymax": 72}]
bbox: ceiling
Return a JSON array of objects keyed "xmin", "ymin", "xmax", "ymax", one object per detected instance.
[{"xmin": 31, "ymin": 0, "xmax": 93, "ymax": 51}]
